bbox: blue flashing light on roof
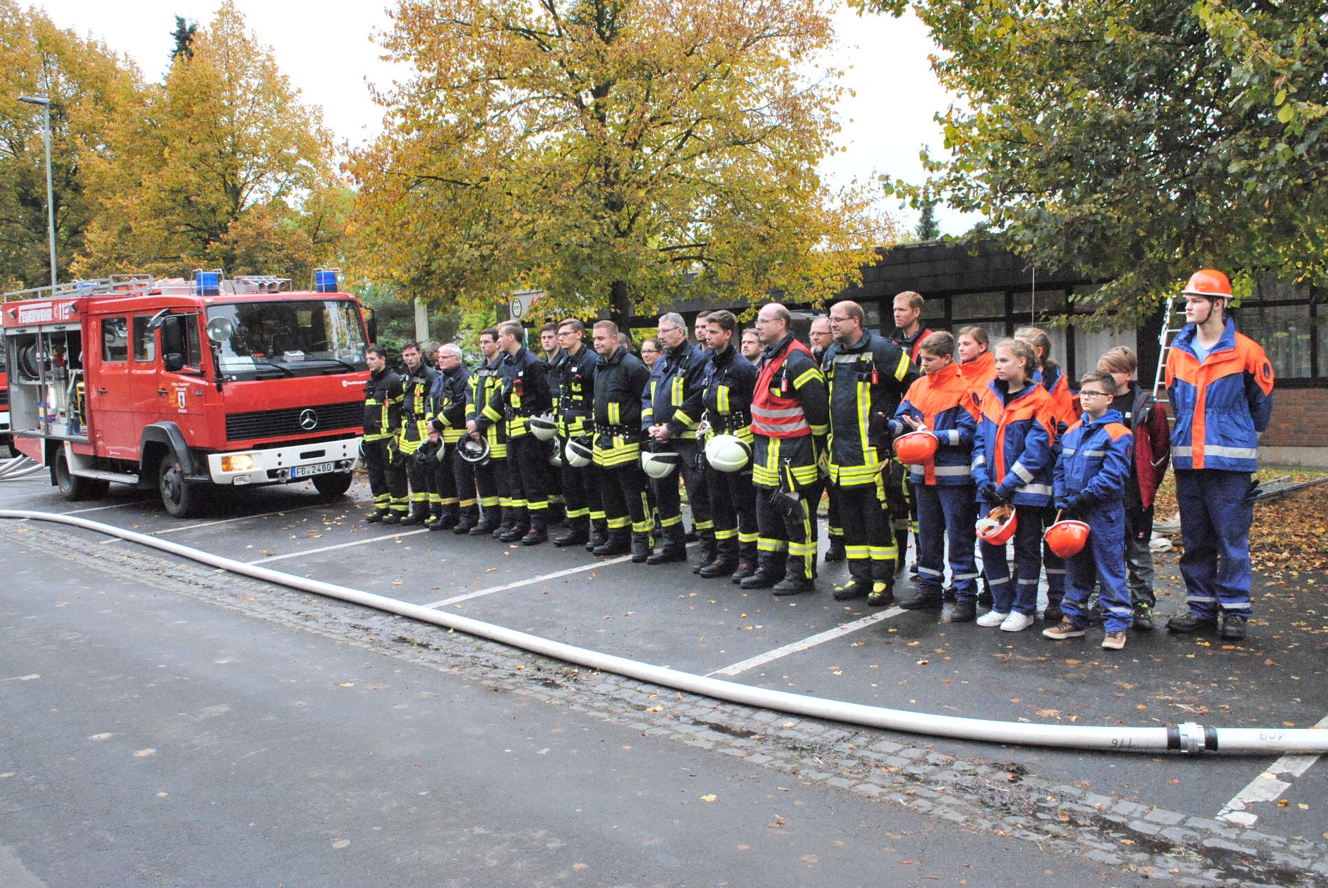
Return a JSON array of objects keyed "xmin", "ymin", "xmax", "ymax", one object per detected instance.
[
  {"xmin": 194, "ymin": 269, "xmax": 221, "ymax": 296},
  {"xmin": 313, "ymin": 268, "xmax": 340, "ymax": 293}
]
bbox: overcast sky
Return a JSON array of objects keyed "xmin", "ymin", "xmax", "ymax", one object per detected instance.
[{"xmin": 37, "ymin": 0, "xmax": 974, "ymax": 236}]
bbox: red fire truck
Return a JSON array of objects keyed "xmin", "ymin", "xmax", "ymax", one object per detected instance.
[{"xmin": 2, "ymin": 271, "xmax": 373, "ymax": 516}]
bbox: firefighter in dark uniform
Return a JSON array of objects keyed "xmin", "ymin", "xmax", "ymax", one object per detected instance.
[
  {"xmin": 427, "ymin": 343, "xmax": 473, "ymax": 531},
  {"xmin": 465, "ymin": 328, "xmax": 508, "ymax": 536},
  {"xmin": 590, "ymin": 320, "xmax": 653, "ymax": 560},
  {"xmin": 397, "ymin": 340, "xmax": 439, "ymax": 525},
  {"xmin": 362, "ymin": 344, "xmax": 405, "ymax": 523},
  {"xmin": 552, "ymin": 319, "xmax": 602, "ymax": 548},
  {"xmin": 888, "ymin": 290, "xmax": 937, "ymax": 572},
  {"xmin": 810, "ymin": 316, "xmax": 846, "ymax": 564},
  {"xmin": 743, "ymin": 303, "xmax": 830, "ymax": 595},
  {"xmin": 472, "ymin": 321, "xmax": 553, "ymax": 545},
  {"xmin": 697, "ymin": 310, "xmax": 759, "ymax": 580},
  {"xmin": 642, "ymin": 312, "xmax": 713, "ymax": 566},
  {"xmin": 540, "ymin": 322, "xmax": 567, "ymax": 524},
  {"xmin": 824, "ymin": 301, "xmax": 918, "ymax": 605}
]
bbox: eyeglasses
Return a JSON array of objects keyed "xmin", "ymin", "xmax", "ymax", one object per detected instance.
[
  {"xmin": 1079, "ymin": 390, "xmax": 1112, "ymax": 399},
  {"xmin": 828, "ymin": 315, "xmax": 852, "ymax": 323},
  {"xmin": 641, "ymin": 346, "xmax": 660, "ymax": 353}
]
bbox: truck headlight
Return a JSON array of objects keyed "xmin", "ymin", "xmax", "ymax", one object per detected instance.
[{"xmin": 221, "ymin": 454, "xmax": 255, "ymax": 473}]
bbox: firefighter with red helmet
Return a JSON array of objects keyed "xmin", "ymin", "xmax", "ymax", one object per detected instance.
[
  {"xmin": 742, "ymin": 303, "xmax": 830, "ymax": 595},
  {"xmin": 1165, "ymin": 269, "xmax": 1274, "ymax": 641}
]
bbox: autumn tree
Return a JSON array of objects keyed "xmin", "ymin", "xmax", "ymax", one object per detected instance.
[
  {"xmin": 351, "ymin": 0, "xmax": 891, "ymax": 321},
  {"xmin": 77, "ymin": 0, "xmax": 339, "ymax": 283},
  {"xmin": 0, "ymin": 0, "xmax": 140, "ymax": 290},
  {"xmin": 855, "ymin": 0, "xmax": 1328, "ymax": 318}
]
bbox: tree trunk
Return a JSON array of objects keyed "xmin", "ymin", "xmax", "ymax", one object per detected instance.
[{"xmin": 609, "ymin": 279, "xmax": 632, "ymax": 337}]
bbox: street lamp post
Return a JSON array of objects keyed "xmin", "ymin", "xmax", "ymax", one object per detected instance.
[{"xmin": 18, "ymin": 94, "xmax": 57, "ymax": 291}]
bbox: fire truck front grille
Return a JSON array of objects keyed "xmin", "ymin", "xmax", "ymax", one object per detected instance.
[{"xmin": 226, "ymin": 401, "xmax": 362, "ymax": 441}]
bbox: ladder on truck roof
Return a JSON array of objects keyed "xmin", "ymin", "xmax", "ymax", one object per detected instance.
[{"xmin": 2, "ymin": 275, "xmax": 154, "ymax": 302}]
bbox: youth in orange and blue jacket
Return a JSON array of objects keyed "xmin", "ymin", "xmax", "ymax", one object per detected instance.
[
  {"xmin": 971, "ymin": 379, "xmax": 1059, "ymax": 618},
  {"xmin": 889, "ymin": 360, "xmax": 981, "ymax": 606},
  {"xmin": 1053, "ymin": 409, "xmax": 1134, "ymax": 633},
  {"xmin": 1165, "ymin": 316, "xmax": 1274, "ymax": 622}
]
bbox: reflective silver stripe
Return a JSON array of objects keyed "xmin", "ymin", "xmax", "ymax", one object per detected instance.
[
  {"xmin": 1012, "ymin": 461, "xmax": 1034, "ymax": 483},
  {"xmin": 1174, "ymin": 446, "xmax": 1192, "ymax": 456},
  {"xmin": 1203, "ymin": 445, "xmax": 1259, "ymax": 459},
  {"xmin": 1022, "ymin": 483, "xmax": 1054, "ymax": 496},
  {"xmin": 752, "ymin": 419, "xmax": 809, "ymax": 435},
  {"xmin": 751, "ymin": 406, "xmax": 805, "ymax": 419},
  {"xmin": 945, "ymin": 429, "xmax": 959, "ymax": 446},
  {"xmin": 832, "ymin": 354, "xmax": 861, "ymax": 364},
  {"xmin": 930, "ymin": 465, "xmax": 971, "ymax": 476},
  {"xmin": 1084, "ymin": 449, "xmax": 1106, "ymax": 457},
  {"xmin": 1062, "ymin": 448, "xmax": 1076, "ymax": 456},
  {"xmin": 971, "ymin": 454, "xmax": 986, "ymax": 467}
]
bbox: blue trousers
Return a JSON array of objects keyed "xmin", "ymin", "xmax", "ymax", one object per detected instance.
[
  {"xmin": 980, "ymin": 504, "xmax": 1054, "ymax": 616},
  {"xmin": 915, "ymin": 484, "xmax": 979, "ymax": 602},
  {"xmin": 1176, "ymin": 469, "xmax": 1254, "ymax": 619},
  {"xmin": 1063, "ymin": 502, "xmax": 1132, "ymax": 632}
]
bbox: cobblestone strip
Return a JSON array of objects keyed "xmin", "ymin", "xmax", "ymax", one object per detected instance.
[{"xmin": 7, "ymin": 520, "xmax": 1326, "ymax": 887}]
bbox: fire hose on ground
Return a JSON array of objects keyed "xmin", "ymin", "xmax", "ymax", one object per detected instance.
[
  {"xmin": 2, "ymin": 507, "xmax": 1324, "ymax": 756},
  {"xmin": 0, "ymin": 455, "xmax": 43, "ymax": 480}
]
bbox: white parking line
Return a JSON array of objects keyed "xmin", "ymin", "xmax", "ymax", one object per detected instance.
[
  {"xmin": 707, "ymin": 607, "xmax": 904, "ymax": 677},
  {"xmin": 152, "ymin": 503, "xmax": 331, "ymax": 536},
  {"xmin": 95, "ymin": 502, "xmax": 347, "ymax": 545},
  {"xmin": 60, "ymin": 500, "xmax": 154, "ymax": 515},
  {"xmin": 424, "ymin": 555, "xmax": 634, "ymax": 608},
  {"xmin": 1216, "ymin": 713, "xmax": 1328, "ymax": 826},
  {"xmin": 247, "ymin": 528, "xmax": 429, "ymax": 564}
]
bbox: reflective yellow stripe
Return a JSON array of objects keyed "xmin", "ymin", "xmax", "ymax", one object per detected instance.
[{"xmin": 893, "ymin": 351, "xmax": 911, "ymax": 381}]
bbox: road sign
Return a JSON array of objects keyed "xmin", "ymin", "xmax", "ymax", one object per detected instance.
[{"xmin": 509, "ymin": 290, "xmax": 543, "ymax": 320}]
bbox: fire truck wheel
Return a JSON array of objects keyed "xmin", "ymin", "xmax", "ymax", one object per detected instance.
[
  {"xmin": 311, "ymin": 471, "xmax": 354, "ymax": 497},
  {"xmin": 157, "ymin": 452, "xmax": 199, "ymax": 518},
  {"xmin": 53, "ymin": 450, "xmax": 108, "ymax": 501}
]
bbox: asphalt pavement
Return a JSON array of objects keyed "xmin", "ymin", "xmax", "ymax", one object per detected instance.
[{"xmin": 2, "ymin": 470, "xmax": 1326, "ymax": 886}]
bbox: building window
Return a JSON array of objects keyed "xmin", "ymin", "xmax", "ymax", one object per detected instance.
[{"xmin": 1239, "ymin": 302, "xmax": 1314, "ymax": 379}]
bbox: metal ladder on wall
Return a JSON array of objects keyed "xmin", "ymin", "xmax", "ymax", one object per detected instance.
[{"xmin": 1151, "ymin": 293, "xmax": 1187, "ymax": 400}]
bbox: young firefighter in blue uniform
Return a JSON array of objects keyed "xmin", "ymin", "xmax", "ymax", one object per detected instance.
[
  {"xmin": 1165, "ymin": 269, "xmax": 1275, "ymax": 641},
  {"xmin": 888, "ymin": 332, "xmax": 981, "ymax": 619},
  {"xmin": 971, "ymin": 338, "xmax": 1058, "ymax": 632},
  {"xmin": 1045, "ymin": 370, "xmax": 1135, "ymax": 650}
]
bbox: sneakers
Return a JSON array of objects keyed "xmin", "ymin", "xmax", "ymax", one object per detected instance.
[
  {"xmin": 1167, "ymin": 612, "xmax": 1219, "ymax": 634},
  {"xmin": 1132, "ymin": 604, "xmax": 1155, "ymax": 631},
  {"xmin": 1042, "ymin": 619, "xmax": 1086, "ymax": 640},
  {"xmin": 976, "ymin": 610, "xmax": 1008, "ymax": 628},
  {"xmin": 866, "ymin": 582, "xmax": 894, "ymax": 607},
  {"xmin": 1220, "ymin": 616, "xmax": 1247, "ymax": 641},
  {"xmin": 1101, "ymin": 631, "xmax": 1127, "ymax": 651},
  {"xmin": 948, "ymin": 601, "xmax": 977, "ymax": 623},
  {"xmin": 1000, "ymin": 612, "xmax": 1035, "ymax": 633},
  {"xmin": 833, "ymin": 579, "xmax": 870, "ymax": 602}
]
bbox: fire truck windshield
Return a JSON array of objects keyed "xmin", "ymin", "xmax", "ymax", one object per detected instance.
[{"xmin": 206, "ymin": 300, "xmax": 368, "ymax": 380}]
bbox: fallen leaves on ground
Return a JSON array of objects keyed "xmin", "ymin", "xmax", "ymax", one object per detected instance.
[{"xmin": 1153, "ymin": 470, "xmax": 1328, "ymax": 571}]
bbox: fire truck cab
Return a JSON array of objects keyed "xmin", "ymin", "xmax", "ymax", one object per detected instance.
[{"xmin": 2, "ymin": 271, "xmax": 372, "ymax": 516}]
